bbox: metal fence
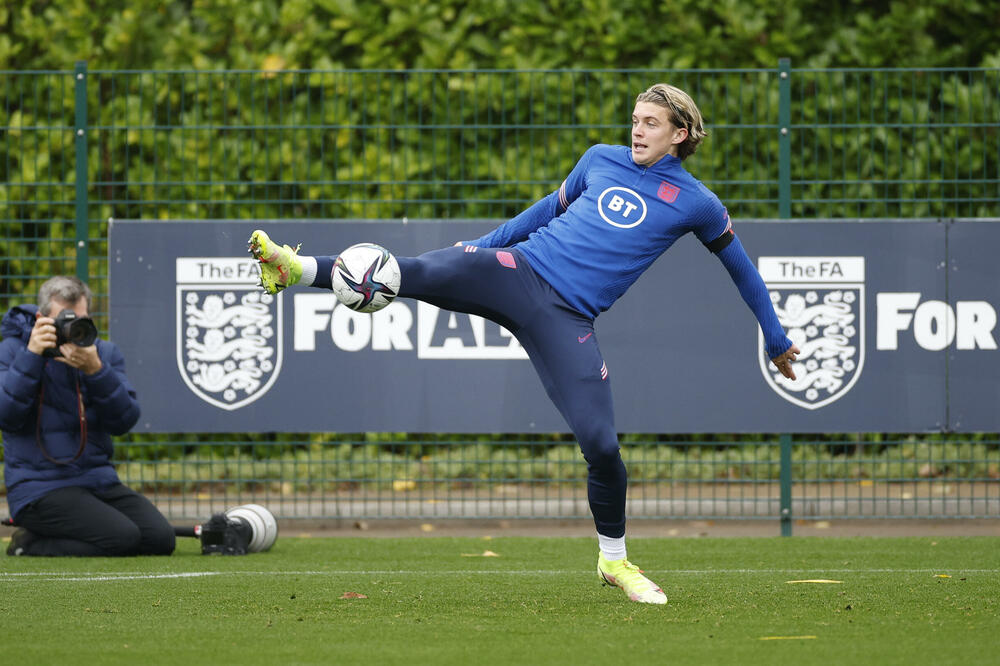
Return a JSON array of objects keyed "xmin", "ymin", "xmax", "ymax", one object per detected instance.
[
  {"xmin": 105, "ymin": 437, "xmax": 1000, "ymax": 533},
  {"xmin": 3, "ymin": 64, "xmax": 1000, "ymax": 531},
  {"xmin": 4, "ymin": 63, "xmax": 999, "ymax": 315},
  {"xmin": 2, "ymin": 436, "xmax": 998, "ymax": 532}
]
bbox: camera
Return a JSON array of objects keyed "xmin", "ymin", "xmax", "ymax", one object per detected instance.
[
  {"xmin": 173, "ymin": 504, "xmax": 279, "ymax": 555},
  {"xmin": 197, "ymin": 513, "xmax": 254, "ymax": 555},
  {"xmin": 43, "ymin": 308, "xmax": 99, "ymax": 358}
]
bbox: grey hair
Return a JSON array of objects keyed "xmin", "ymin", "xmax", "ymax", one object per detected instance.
[
  {"xmin": 37, "ymin": 275, "xmax": 92, "ymax": 315},
  {"xmin": 635, "ymin": 83, "xmax": 707, "ymax": 160}
]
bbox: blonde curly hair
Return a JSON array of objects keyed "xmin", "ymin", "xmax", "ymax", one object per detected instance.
[{"xmin": 635, "ymin": 84, "xmax": 707, "ymax": 161}]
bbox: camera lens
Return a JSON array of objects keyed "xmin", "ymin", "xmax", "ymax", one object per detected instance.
[
  {"xmin": 53, "ymin": 309, "xmax": 98, "ymax": 347},
  {"xmin": 66, "ymin": 318, "xmax": 98, "ymax": 346}
]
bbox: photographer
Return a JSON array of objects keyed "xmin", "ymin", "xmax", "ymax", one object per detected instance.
[{"xmin": 1, "ymin": 276, "xmax": 174, "ymax": 556}]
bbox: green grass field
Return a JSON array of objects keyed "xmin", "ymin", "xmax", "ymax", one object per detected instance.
[{"xmin": 2, "ymin": 536, "xmax": 998, "ymax": 665}]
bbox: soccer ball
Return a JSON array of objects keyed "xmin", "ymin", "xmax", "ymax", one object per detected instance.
[{"xmin": 331, "ymin": 243, "xmax": 401, "ymax": 313}]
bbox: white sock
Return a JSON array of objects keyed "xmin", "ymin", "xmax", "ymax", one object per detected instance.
[
  {"xmin": 598, "ymin": 534, "xmax": 626, "ymax": 561},
  {"xmin": 299, "ymin": 256, "xmax": 318, "ymax": 286}
]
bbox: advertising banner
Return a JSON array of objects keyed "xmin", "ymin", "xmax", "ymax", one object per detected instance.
[{"xmin": 108, "ymin": 219, "xmax": 996, "ymax": 433}]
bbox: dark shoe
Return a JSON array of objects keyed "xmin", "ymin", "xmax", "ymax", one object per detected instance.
[{"xmin": 6, "ymin": 528, "xmax": 37, "ymax": 556}]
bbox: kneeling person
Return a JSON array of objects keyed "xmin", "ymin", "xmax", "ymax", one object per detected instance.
[{"xmin": 1, "ymin": 276, "xmax": 175, "ymax": 557}]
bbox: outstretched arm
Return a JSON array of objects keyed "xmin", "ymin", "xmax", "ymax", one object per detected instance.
[
  {"xmin": 709, "ymin": 229, "xmax": 800, "ymax": 379},
  {"xmin": 461, "ymin": 188, "xmax": 565, "ymax": 248},
  {"xmin": 459, "ymin": 146, "xmax": 596, "ymax": 248}
]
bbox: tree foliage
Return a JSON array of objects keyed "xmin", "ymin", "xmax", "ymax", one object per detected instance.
[
  {"xmin": 1, "ymin": 0, "xmax": 998, "ymax": 308},
  {"xmin": 3, "ymin": 0, "xmax": 1000, "ymax": 70},
  {"xmin": 1, "ymin": 0, "xmax": 998, "ymax": 462}
]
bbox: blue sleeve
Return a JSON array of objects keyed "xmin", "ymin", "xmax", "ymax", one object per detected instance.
[
  {"xmin": 715, "ymin": 235, "xmax": 793, "ymax": 359},
  {"xmin": 690, "ymin": 196, "xmax": 731, "ymax": 245},
  {"xmin": 463, "ymin": 146, "xmax": 594, "ymax": 248},
  {"xmin": 465, "ymin": 190, "xmax": 561, "ymax": 248},
  {"xmin": 0, "ymin": 340, "xmax": 46, "ymax": 432},
  {"xmin": 82, "ymin": 342, "xmax": 141, "ymax": 435}
]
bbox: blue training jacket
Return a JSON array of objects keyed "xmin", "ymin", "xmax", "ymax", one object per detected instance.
[
  {"xmin": 467, "ymin": 144, "xmax": 792, "ymax": 358},
  {"xmin": 0, "ymin": 305, "xmax": 140, "ymax": 520}
]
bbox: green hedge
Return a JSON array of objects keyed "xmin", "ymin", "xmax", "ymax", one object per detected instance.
[
  {"xmin": 5, "ymin": 0, "xmax": 999, "ymax": 71},
  {"xmin": 3, "ymin": 437, "xmax": 998, "ymax": 493},
  {"xmin": 108, "ymin": 441, "xmax": 1000, "ymax": 493},
  {"xmin": 2, "ymin": 2, "xmax": 999, "ymax": 449}
]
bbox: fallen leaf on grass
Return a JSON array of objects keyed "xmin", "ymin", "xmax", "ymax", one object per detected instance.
[
  {"xmin": 340, "ymin": 592, "xmax": 368, "ymax": 599},
  {"xmin": 461, "ymin": 550, "xmax": 500, "ymax": 557},
  {"xmin": 934, "ymin": 574, "xmax": 952, "ymax": 578},
  {"xmin": 785, "ymin": 580, "xmax": 842, "ymax": 584}
]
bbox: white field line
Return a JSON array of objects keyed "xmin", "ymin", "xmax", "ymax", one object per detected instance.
[
  {"xmin": 1, "ymin": 572, "xmax": 224, "ymax": 582},
  {"xmin": 1, "ymin": 567, "xmax": 998, "ymax": 582}
]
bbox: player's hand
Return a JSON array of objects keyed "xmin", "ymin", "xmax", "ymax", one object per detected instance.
[
  {"xmin": 771, "ymin": 344, "xmax": 800, "ymax": 380},
  {"xmin": 27, "ymin": 314, "xmax": 58, "ymax": 356},
  {"xmin": 55, "ymin": 342, "xmax": 103, "ymax": 375},
  {"xmin": 453, "ymin": 241, "xmax": 463, "ymax": 247}
]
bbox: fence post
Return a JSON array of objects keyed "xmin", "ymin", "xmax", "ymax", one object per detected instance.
[
  {"xmin": 73, "ymin": 61, "xmax": 89, "ymax": 281},
  {"xmin": 778, "ymin": 58, "xmax": 791, "ymax": 219},
  {"xmin": 779, "ymin": 433, "xmax": 793, "ymax": 536}
]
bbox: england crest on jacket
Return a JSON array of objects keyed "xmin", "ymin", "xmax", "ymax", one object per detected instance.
[
  {"xmin": 176, "ymin": 258, "xmax": 282, "ymax": 410},
  {"xmin": 757, "ymin": 257, "xmax": 865, "ymax": 410}
]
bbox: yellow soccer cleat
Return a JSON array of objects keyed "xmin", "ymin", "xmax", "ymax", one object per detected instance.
[
  {"xmin": 248, "ymin": 229, "xmax": 303, "ymax": 294},
  {"xmin": 598, "ymin": 552, "xmax": 667, "ymax": 605}
]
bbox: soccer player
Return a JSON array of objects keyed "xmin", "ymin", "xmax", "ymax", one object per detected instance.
[{"xmin": 248, "ymin": 83, "xmax": 799, "ymax": 605}]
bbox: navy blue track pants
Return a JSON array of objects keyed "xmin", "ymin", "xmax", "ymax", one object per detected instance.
[{"xmin": 397, "ymin": 246, "xmax": 627, "ymax": 538}]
